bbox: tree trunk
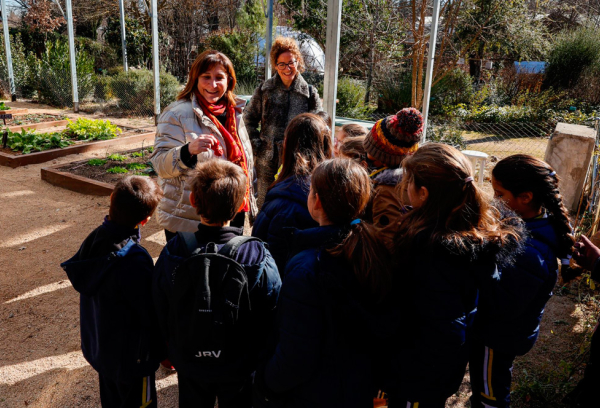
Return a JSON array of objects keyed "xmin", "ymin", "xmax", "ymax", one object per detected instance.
[{"xmin": 364, "ymin": 28, "xmax": 376, "ymax": 105}]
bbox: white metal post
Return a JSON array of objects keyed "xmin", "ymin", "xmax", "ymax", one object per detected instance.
[
  {"xmin": 118, "ymin": 0, "xmax": 128, "ymax": 72},
  {"xmin": 421, "ymin": 0, "xmax": 441, "ymax": 143},
  {"xmin": 323, "ymin": 0, "xmax": 342, "ymax": 124},
  {"xmin": 151, "ymin": 0, "xmax": 160, "ymax": 124},
  {"xmin": 1, "ymin": 0, "xmax": 15, "ymax": 101},
  {"xmin": 264, "ymin": 0, "xmax": 274, "ymax": 80},
  {"xmin": 65, "ymin": 0, "xmax": 78, "ymax": 112}
]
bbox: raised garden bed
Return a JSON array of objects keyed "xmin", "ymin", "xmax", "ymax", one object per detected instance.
[
  {"xmin": 0, "ymin": 108, "xmax": 28, "ymax": 115},
  {"xmin": 0, "ymin": 119, "xmax": 155, "ymax": 168},
  {"xmin": 2, "ymin": 113, "xmax": 66, "ymax": 128},
  {"xmin": 42, "ymin": 147, "xmax": 156, "ymax": 195}
]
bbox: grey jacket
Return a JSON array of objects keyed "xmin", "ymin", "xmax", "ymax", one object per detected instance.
[
  {"xmin": 150, "ymin": 95, "xmax": 257, "ymax": 233},
  {"xmin": 243, "ymin": 73, "xmax": 322, "ymax": 155}
]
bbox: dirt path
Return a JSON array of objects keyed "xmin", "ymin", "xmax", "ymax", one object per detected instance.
[{"xmin": 0, "ymin": 102, "xmax": 596, "ymax": 407}]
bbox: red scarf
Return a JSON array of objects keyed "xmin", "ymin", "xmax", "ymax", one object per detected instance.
[{"xmin": 194, "ymin": 90, "xmax": 250, "ymax": 212}]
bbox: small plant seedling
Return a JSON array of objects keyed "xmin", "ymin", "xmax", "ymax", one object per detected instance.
[
  {"xmin": 106, "ymin": 166, "xmax": 128, "ymax": 174},
  {"xmin": 0, "ymin": 102, "xmax": 11, "ymax": 110},
  {"xmin": 126, "ymin": 163, "xmax": 147, "ymax": 170},
  {"xmin": 147, "ymin": 146, "xmax": 154, "ymax": 153},
  {"xmin": 131, "ymin": 151, "xmax": 143, "ymax": 158},
  {"xmin": 107, "ymin": 153, "xmax": 127, "ymax": 161},
  {"xmin": 88, "ymin": 159, "xmax": 107, "ymax": 166}
]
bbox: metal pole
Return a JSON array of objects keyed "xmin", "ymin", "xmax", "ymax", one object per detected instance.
[
  {"xmin": 1, "ymin": 0, "xmax": 15, "ymax": 101},
  {"xmin": 151, "ymin": 0, "xmax": 160, "ymax": 124},
  {"xmin": 264, "ymin": 0, "xmax": 274, "ymax": 80},
  {"xmin": 323, "ymin": 0, "xmax": 342, "ymax": 125},
  {"xmin": 118, "ymin": 0, "xmax": 128, "ymax": 72},
  {"xmin": 421, "ymin": 0, "xmax": 441, "ymax": 143},
  {"xmin": 65, "ymin": 0, "xmax": 78, "ymax": 112}
]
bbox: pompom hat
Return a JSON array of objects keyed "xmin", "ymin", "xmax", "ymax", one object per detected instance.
[{"xmin": 363, "ymin": 107, "xmax": 423, "ymax": 166}]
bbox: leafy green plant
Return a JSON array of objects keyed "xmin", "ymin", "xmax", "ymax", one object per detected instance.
[
  {"xmin": 64, "ymin": 118, "xmax": 122, "ymax": 141},
  {"xmin": 107, "ymin": 153, "xmax": 127, "ymax": 161},
  {"xmin": 106, "ymin": 166, "xmax": 128, "ymax": 174},
  {"xmin": 320, "ymin": 77, "xmax": 375, "ymax": 120},
  {"xmin": 131, "ymin": 151, "xmax": 144, "ymax": 158},
  {"xmin": 88, "ymin": 159, "xmax": 107, "ymax": 166},
  {"xmin": 126, "ymin": 163, "xmax": 147, "ymax": 170},
  {"xmin": 110, "ymin": 69, "xmax": 180, "ymax": 115},
  {"xmin": 0, "ymin": 102, "xmax": 10, "ymax": 110},
  {"xmin": 426, "ymin": 122, "xmax": 466, "ymax": 149},
  {"xmin": 7, "ymin": 129, "xmax": 72, "ymax": 154}
]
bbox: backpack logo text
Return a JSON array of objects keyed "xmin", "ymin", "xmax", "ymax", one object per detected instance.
[{"xmin": 195, "ymin": 350, "xmax": 222, "ymax": 358}]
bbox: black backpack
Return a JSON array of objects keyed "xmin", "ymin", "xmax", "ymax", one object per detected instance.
[{"xmin": 169, "ymin": 232, "xmax": 260, "ymax": 367}]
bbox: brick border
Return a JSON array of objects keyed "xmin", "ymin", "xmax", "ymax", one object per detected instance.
[{"xmin": 0, "ymin": 130, "xmax": 155, "ymax": 168}]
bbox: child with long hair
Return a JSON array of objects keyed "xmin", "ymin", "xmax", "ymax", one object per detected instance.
[
  {"xmin": 252, "ymin": 113, "xmax": 332, "ymax": 274},
  {"xmin": 469, "ymin": 154, "xmax": 574, "ymax": 408},
  {"xmin": 387, "ymin": 143, "xmax": 523, "ymax": 408},
  {"xmin": 254, "ymin": 159, "xmax": 392, "ymax": 408}
]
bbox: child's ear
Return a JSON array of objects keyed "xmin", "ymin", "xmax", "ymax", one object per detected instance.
[
  {"xmin": 518, "ymin": 191, "xmax": 534, "ymax": 206},
  {"xmin": 139, "ymin": 215, "xmax": 151, "ymax": 227},
  {"xmin": 189, "ymin": 192, "xmax": 196, "ymax": 208},
  {"xmin": 314, "ymin": 193, "xmax": 323, "ymax": 211},
  {"xmin": 419, "ymin": 185, "xmax": 429, "ymax": 203}
]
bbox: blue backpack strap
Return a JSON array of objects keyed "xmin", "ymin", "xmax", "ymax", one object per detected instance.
[
  {"xmin": 219, "ymin": 236, "xmax": 262, "ymax": 259},
  {"xmin": 177, "ymin": 231, "xmax": 199, "ymax": 257}
]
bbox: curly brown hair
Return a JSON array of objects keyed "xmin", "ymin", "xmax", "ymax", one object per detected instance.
[{"xmin": 270, "ymin": 37, "xmax": 305, "ymax": 73}]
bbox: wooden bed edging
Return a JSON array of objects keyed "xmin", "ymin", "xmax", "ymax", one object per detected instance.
[
  {"xmin": 0, "ymin": 130, "xmax": 155, "ymax": 168},
  {"xmin": 41, "ymin": 164, "xmax": 114, "ymax": 196}
]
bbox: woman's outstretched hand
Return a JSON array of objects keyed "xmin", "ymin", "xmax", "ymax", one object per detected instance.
[
  {"xmin": 573, "ymin": 235, "xmax": 600, "ymax": 271},
  {"xmin": 188, "ymin": 134, "xmax": 219, "ymax": 155}
]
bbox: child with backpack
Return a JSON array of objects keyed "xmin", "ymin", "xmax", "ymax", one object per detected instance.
[
  {"xmin": 254, "ymin": 159, "xmax": 393, "ymax": 408},
  {"xmin": 153, "ymin": 158, "xmax": 282, "ymax": 408},
  {"xmin": 252, "ymin": 113, "xmax": 333, "ymax": 274},
  {"xmin": 386, "ymin": 144, "xmax": 524, "ymax": 407},
  {"xmin": 363, "ymin": 107, "xmax": 423, "ymax": 250},
  {"xmin": 61, "ymin": 176, "xmax": 164, "ymax": 408},
  {"xmin": 469, "ymin": 154, "xmax": 574, "ymax": 408}
]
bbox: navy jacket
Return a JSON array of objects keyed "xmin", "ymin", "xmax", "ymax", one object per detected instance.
[
  {"xmin": 153, "ymin": 224, "xmax": 282, "ymax": 382},
  {"xmin": 474, "ymin": 215, "xmax": 560, "ymax": 356},
  {"xmin": 252, "ymin": 176, "xmax": 318, "ymax": 274},
  {"xmin": 386, "ymin": 218, "xmax": 524, "ymax": 403},
  {"xmin": 61, "ymin": 217, "xmax": 164, "ymax": 383},
  {"xmin": 256, "ymin": 225, "xmax": 390, "ymax": 408}
]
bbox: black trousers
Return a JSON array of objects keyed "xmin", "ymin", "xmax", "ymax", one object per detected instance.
[
  {"xmin": 178, "ymin": 374, "xmax": 252, "ymax": 408},
  {"xmin": 99, "ymin": 373, "xmax": 157, "ymax": 408}
]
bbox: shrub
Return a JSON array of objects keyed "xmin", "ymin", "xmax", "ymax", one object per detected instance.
[
  {"xmin": 0, "ymin": 32, "xmax": 36, "ymax": 98},
  {"xmin": 544, "ymin": 26, "xmax": 600, "ymax": 90},
  {"xmin": 94, "ymin": 75, "xmax": 114, "ymax": 101},
  {"xmin": 35, "ymin": 40, "xmax": 95, "ymax": 107},
  {"xmin": 198, "ymin": 29, "xmax": 259, "ymax": 85},
  {"xmin": 324, "ymin": 77, "xmax": 375, "ymax": 120},
  {"xmin": 430, "ymin": 68, "xmax": 477, "ymax": 114},
  {"xmin": 110, "ymin": 69, "xmax": 180, "ymax": 115},
  {"xmin": 426, "ymin": 121, "xmax": 466, "ymax": 149},
  {"xmin": 76, "ymin": 37, "xmax": 119, "ymax": 72},
  {"xmin": 375, "ymin": 71, "xmax": 412, "ymax": 114},
  {"xmin": 105, "ymin": 17, "xmax": 152, "ymax": 68}
]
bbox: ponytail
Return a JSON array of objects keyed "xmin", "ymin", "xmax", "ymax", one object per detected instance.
[
  {"xmin": 492, "ymin": 154, "xmax": 575, "ymax": 257},
  {"xmin": 312, "ymin": 159, "xmax": 392, "ymax": 302},
  {"xmin": 328, "ymin": 221, "xmax": 392, "ymax": 302}
]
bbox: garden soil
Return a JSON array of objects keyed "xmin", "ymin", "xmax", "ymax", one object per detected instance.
[{"xmin": 0, "ymin": 101, "xmax": 595, "ymax": 407}]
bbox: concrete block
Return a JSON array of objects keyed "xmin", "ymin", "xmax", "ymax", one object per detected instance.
[{"xmin": 544, "ymin": 122, "xmax": 596, "ymax": 212}]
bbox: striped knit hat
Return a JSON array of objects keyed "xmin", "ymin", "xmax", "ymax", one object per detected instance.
[{"xmin": 363, "ymin": 108, "xmax": 423, "ymax": 166}]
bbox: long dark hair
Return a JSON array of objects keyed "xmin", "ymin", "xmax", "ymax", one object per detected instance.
[
  {"xmin": 492, "ymin": 154, "xmax": 574, "ymax": 256},
  {"xmin": 273, "ymin": 113, "xmax": 332, "ymax": 187},
  {"xmin": 395, "ymin": 143, "xmax": 520, "ymax": 255},
  {"xmin": 177, "ymin": 50, "xmax": 237, "ymax": 107},
  {"xmin": 311, "ymin": 159, "xmax": 392, "ymax": 301}
]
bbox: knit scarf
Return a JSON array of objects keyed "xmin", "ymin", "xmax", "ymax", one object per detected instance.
[{"xmin": 194, "ymin": 91, "xmax": 250, "ymax": 212}]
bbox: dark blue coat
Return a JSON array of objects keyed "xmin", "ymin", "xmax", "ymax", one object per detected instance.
[
  {"xmin": 256, "ymin": 225, "xmax": 389, "ymax": 408},
  {"xmin": 61, "ymin": 217, "xmax": 164, "ymax": 384},
  {"xmin": 386, "ymin": 218, "xmax": 524, "ymax": 404},
  {"xmin": 474, "ymin": 216, "xmax": 560, "ymax": 356},
  {"xmin": 153, "ymin": 224, "xmax": 282, "ymax": 382},
  {"xmin": 252, "ymin": 176, "xmax": 318, "ymax": 274}
]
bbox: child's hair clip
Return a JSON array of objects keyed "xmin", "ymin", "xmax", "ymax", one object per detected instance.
[
  {"xmin": 350, "ymin": 219, "xmax": 362, "ymax": 225},
  {"xmin": 464, "ymin": 176, "xmax": 474, "ymax": 183},
  {"xmin": 549, "ymin": 170, "xmax": 556, "ymax": 177}
]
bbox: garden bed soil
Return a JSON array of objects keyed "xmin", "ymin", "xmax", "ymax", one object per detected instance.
[
  {"xmin": 0, "ymin": 127, "xmax": 155, "ymax": 168},
  {"xmin": 2, "ymin": 113, "xmax": 66, "ymax": 127},
  {"xmin": 41, "ymin": 147, "xmax": 156, "ymax": 195}
]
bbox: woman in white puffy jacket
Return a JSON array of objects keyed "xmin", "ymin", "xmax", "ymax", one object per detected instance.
[{"xmin": 151, "ymin": 50, "xmax": 257, "ymax": 240}]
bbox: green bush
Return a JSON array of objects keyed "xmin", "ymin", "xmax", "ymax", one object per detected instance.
[
  {"xmin": 325, "ymin": 77, "xmax": 375, "ymax": 120},
  {"xmin": 426, "ymin": 121, "xmax": 466, "ymax": 149},
  {"xmin": 430, "ymin": 69, "xmax": 478, "ymax": 114},
  {"xmin": 544, "ymin": 26, "xmax": 600, "ymax": 90},
  {"xmin": 76, "ymin": 37, "xmax": 119, "ymax": 72},
  {"xmin": 198, "ymin": 29, "xmax": 259, "ymax": 85},
  {"xmin": 35, "ymin": 40, "xmax": 95, "ymax": 107},
  {"xmin": 375, "ymin": 71, "xmax": 412, "ymax": 113},
  {"xmin": 110, "ymin": 69, "xmax": 180, "ymax": 114},
  {"xmin": 0, "ymin": 32, "xmax": 36, "ymax": 98},
  {"xmin": 105, "ymin": 17, "xmax": 152, "ymax": 68},
  {"xmin": 94, "ymin": 75, "xmax": 114, "ymax": 101}
]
